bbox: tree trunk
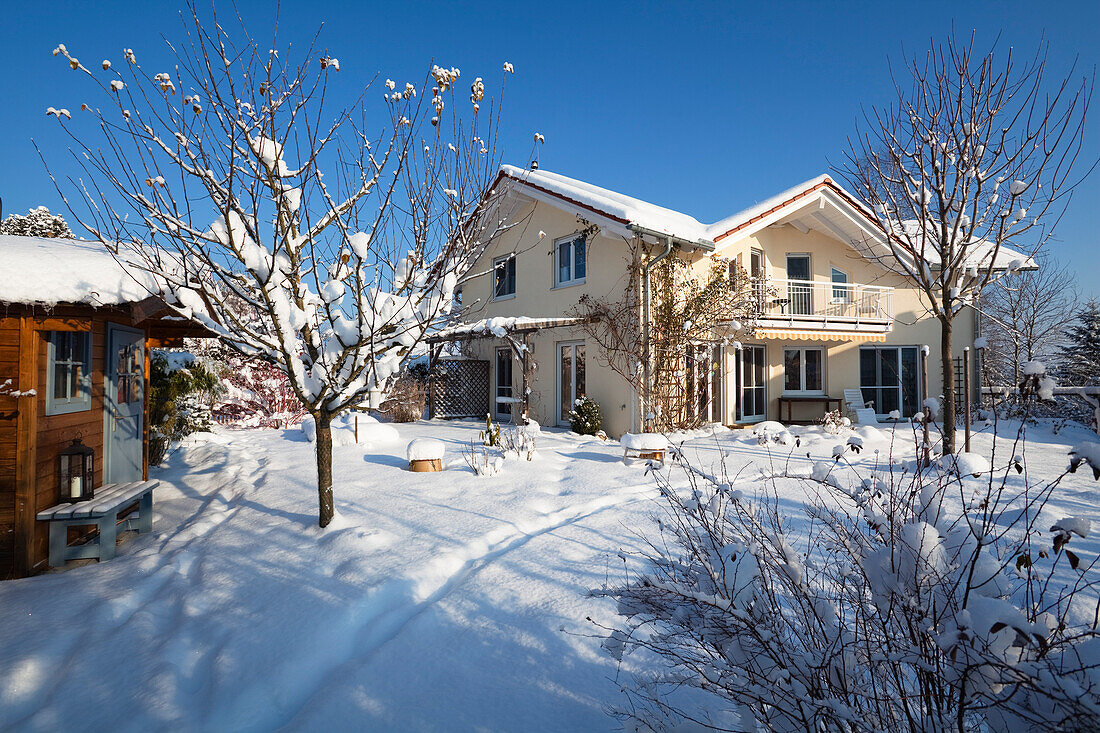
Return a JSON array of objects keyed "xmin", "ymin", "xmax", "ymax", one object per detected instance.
[
  {"xmin": 941, "ymin": 317, "xmax": 956, "ymax": 455},
  {"xmin": 314, "ymin": 410, "xmax": 335, "ymax": 528}
]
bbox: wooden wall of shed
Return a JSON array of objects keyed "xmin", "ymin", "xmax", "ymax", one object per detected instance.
[
  {"xmin": 0, "ymin": 305, "xmax": 147, "ymax": 578},
  {"xmin": 0, "ymin": 317, "xmax": 19, "ymax": 578}
]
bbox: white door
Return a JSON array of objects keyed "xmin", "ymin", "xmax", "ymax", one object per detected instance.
[
  {"xmin": 104, "ymin": 324, "xmax": 144, "ymax": 484},
  {"xmin": 739, "ymin": 345, "xmax": 766, "ymax": 422},
  {"xmin": 557, "ymin": 342, "xmax": 585, "ymax": 426}
]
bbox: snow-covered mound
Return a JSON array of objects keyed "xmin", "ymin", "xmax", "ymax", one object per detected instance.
[
  {"xmin": 621, "ymin": 433, "xmax": 669, "ymax": 451},
  {"xmin": 300, "ymin": 412, "xmax": 400, "ymax": 447},
  {"xmin": 406, "ymin": 438, "xmax": 445, "ymax": 461},
  {"xmin": 941, "ymin": 451, "xmax": 992, "ymax": 477}
]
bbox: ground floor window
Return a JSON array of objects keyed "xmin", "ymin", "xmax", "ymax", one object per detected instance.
[
  {"xmin": 783, "ymin": 347, "xmax": 823, "ymax": 394},
  {"xmin": 860, "ymin": 346, "xmax": 920, "ymax": 416},
  {"xmin": 558, "ymin": 341, "xmax": 585, "ymax": 425},
  {"xmin": 46, "ymin": 330, "xmax": 92, "ymax": 415},
  {"xmin": 495, "ymin": 348, "xmax": 513, "ymax": 417}
]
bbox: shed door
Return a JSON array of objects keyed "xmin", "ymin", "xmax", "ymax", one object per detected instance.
[{"xmin": 104, "ymin": 324, "xmax": 144, "ymax": 484}]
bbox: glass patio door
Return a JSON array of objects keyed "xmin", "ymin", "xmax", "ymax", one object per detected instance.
[
  {"xmin": 738, "ymin": 345, "xmax": 766, "ymax": 422},
  {"xmin": 558, "ymin": 342, "xmax": 586, "ymax": 425}
]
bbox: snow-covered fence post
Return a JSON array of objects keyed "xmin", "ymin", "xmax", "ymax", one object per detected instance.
[
  {"xmin": 43, "ymin": 10, "xmax": 519, "ymax": 527},
  {"xmin": 963, "ymin": 346, "xmax": 972, "ymax": 451},
  {"xmin": 920, "ymin": 344, "xmax": 932, "ymax": 466}
]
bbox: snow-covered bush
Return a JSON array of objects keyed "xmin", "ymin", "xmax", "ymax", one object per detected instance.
[
  {"xmin": 300, "ymin": 413, "xmax": 398, "ymax": 448},
  {"xmin": 594, "ymin": 432, "xmax": 1100, "ymax": 731},
  {"xmin": 379, "ymin": 369, "xmax": 427, "ymax": 423},
  {"xmin": 819, "ymin": 409, "xmax": 851, "ymax": 435},
  {"xmin": 148, "ymin": 351, "xmax": 221, "ymax": 464},
  {"xmin": 463, "ymin": 443, "xmax": 504, "ymax": 477},
  {"xmin": 500, "ymin": 421, "xmax": 538, "ymax": 461},
  {"xmin": 0, "ymin": 206, "xmax": 73, "ymax": 238},
  {"xmin": 569, "ymin": 396, "xmax": 603, "ymax": 436},
  {"xmin": 480, "ymin": 413, "xmax": 502, "ymax": 447}
]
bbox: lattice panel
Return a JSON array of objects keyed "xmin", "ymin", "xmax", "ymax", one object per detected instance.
[{"xmin": 431, "ymin": 359, "xmax": 490, "ymax": 418}]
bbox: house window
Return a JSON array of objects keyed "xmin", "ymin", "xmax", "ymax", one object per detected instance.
[
  {"xmin": 493, "ymin": 255, "xmax": 516, "ymax": 299},
  {"xmin": 860, "ymin": 346, "xmax": 920, "ymax": 417},
  {"xmin": 495, "ymin": 348, "xmax": 514, "ymax": 417},
  {"xmin": 46, "ymin": 331, "xmax": 92, "ymax": 416},
  {"xmin": 831, "ymin": 267, "xmax": 850, "ymax": 303},
  {"xmin": 783, "ymin": 347, "xmax": 823, "ymax": 394},
  {"xmin": 555, "ymin": 234, "xmax": 586, "ymax": 287}
]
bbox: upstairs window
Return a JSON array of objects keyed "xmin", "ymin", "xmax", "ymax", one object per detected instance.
[
  {"xmin": 493, "ymin": 255, "xmax": 516, "ymax": 299},
  {"xmin": 555, "ymin": 234, "xmax": 586, "ymax": 287},
  {"xmin": 831, "ymin": 267, "xmax": 850, "ymax": 303},
  {"xmin": 46, "ymin": 331, "xmax": 92, "ymax": 415}
]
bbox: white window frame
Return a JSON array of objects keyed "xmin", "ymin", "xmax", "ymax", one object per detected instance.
[
  {"xmin": 554, "ymin": 234, "xmax": 586, "ymax": 288},
  {"xmin": 556, "ymin": 340, "xmax": 586, "ymax": 426},
  {"xmin": 782, "ymin": 346, "xmax": 825, "ymax": 395},
  {"xmin": 831, "ymin": 267, "xmax": 850, "ymax": 304},
  {"xmin": 493, "ymin": 254, "xmax": 516, "ymax": 301},
  {"xmin": 46, "ymin": 330, "xmax": 93, "ymax": 416}
]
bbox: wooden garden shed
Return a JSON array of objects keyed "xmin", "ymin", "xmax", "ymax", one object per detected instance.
[{"xmin": 0, "ymin": 236, "xmax": 207, "ymax": 579}]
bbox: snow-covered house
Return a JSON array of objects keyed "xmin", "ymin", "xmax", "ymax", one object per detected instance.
[
  {"xmin": 0, "ymin": 236, "xmax": 208, "ymax": 579},
  {"xmin": 432, "ymin": 166, "xmax": 1031, "ymax": 437}
]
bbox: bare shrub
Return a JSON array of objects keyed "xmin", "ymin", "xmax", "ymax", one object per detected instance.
[
  {"xmin": 379, "ymin": 373, "xmax": 427, "ymax": 423},
  {"xmin": 594, "ymin": 421, "xmax": 1100, "ymax": 731}
]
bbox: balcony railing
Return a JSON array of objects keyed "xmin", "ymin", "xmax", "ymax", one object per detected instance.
[{"xmin": 751, "ymin": 278, "xmax": 893, "ymax": 330}]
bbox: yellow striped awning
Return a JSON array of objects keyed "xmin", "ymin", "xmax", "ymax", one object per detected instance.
[{"xmin": 754, "ymin": 329, "xmax": 888, "ymax": 343}]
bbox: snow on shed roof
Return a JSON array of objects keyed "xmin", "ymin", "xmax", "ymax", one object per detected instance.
[{"xmin": 0, "ymin": 235, "xmax": 162, "ymax": 307}]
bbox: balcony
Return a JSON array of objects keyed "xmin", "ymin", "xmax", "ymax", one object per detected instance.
[{"xmin": 750, "ymin": 278, "xmax": 893, "ymax": 333}]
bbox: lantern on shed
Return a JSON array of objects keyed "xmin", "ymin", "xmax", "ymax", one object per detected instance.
[{"xmin": 59, "ymin": 438, "xmax": 95, "ymax": 502}]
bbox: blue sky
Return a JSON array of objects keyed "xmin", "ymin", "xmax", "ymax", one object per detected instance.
[{"xmin": 3, "ymin": 1, "xmax": 1098, "ymax": 293}]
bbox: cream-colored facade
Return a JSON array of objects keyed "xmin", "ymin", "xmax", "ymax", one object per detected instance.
[{"xmin": 445, "ymin": 170, "xmax": 978, "ymax": 438}]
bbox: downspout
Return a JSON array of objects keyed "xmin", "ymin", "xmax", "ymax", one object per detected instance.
[{"xmin": 641, "ymin": 234, "xmax": 674, "ymax": 431}]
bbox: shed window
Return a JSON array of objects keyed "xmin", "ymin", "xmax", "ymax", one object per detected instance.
[{"xmin": 46, "ymin": 331, "xmax": 92, "ymax": 415}]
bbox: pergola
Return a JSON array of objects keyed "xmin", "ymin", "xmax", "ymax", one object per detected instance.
[{"xmin": 424, "ymin": 316, "xmax": 594, "ymax": 422}]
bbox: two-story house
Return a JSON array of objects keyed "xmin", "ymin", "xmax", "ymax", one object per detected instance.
[{"xmin": 430, "ymin": 165, "xmax": 1028, "ymax": 438}]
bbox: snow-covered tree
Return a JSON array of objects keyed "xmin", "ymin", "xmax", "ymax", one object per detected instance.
[
  {"xmin": 841, "ymin": 34, "xmax": 1092, "ymax": 453},
  {"xmin": 1058, "ymin": 300, "xmax": 1100, "ymax": 387},
  {"xmin": 981, "ymin": 254, "xmax": 1078, "ymax": 386},
  {"xmin": 45, "ymin": 10, "xmax": 517, "ymax": 526},
  {"xmin": 0, "ymin": 206, "xmax": 73, "ymax": 238}
]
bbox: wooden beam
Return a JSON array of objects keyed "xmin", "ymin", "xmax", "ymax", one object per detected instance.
[
  {"xmin": 131, "ymin": 295, "xmax": 168, "ymax": 325},
  {"xmin": 14, "ymin": 316, "xmax": 40, "ymax": 577},
  {"xmin": 34, "ymin": 317, "xmax": 90, "ymax": 332}
]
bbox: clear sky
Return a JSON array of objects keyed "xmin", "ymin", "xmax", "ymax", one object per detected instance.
[{"xmin": 2, "ymin": 1, "xmax": 1098, "ymax": 293}]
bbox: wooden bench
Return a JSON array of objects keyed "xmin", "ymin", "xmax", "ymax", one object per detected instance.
[{"xmin": 36, "ymin": 480, "xmax": 159, "ymax": 567}]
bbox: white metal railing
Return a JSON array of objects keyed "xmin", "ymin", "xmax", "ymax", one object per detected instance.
[{"xmin": 751, "ymin": 278, "xmax": 893, "ymax": 325}]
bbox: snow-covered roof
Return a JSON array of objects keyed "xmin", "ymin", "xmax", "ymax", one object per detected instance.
[
  {"xmin": 497, "ymin": 166, "xmax": 1034, "ymax": 272},
  {"xmin": 0, "ymin": 236, "xmax": 162, "ymax": 307},
  {"xmin": 427, "ymin": 316, "xmax": 590, "ymax": 342},
  {"xmin": 498, "ymin": 165, "xmax": 714, "ymax": 244}
]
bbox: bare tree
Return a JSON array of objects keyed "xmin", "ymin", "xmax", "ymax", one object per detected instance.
[
  {"xmin": 840, "ymin": 33, "xmax": 1092, "ymax": 453},
  {"xmin": 44, "ymin": 6, "xmax": 515, "ymax": 526},
  {"xmin": 980, "ymin": 253, "xmax": 1078, "ymax": 387}
]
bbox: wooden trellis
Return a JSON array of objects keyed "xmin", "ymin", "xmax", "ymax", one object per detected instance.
[{"xmin": 429, "ymin": 359, "xmax": 490, "ymax": 419}]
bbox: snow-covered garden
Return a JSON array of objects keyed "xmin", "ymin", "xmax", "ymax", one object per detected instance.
[{"xmin": 1, "ymin": 416, "xmax": 1097, "ymax": 730}]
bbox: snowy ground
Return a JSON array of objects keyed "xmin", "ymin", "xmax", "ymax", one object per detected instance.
[{"xmin": 1, "ymin": 417, "xmax": 1098, "ymax": 731}]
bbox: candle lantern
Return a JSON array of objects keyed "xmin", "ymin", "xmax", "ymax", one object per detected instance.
[{"xmin": 58, "ymin": 438, "xmax": 95, "ymax": 503}]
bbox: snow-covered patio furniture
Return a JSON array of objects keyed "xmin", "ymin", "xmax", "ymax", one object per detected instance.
[
  {"xmin": 621, "ymin": 433, "xmax": 669, "ymax": 463},
  {"xmin": 36, "ymin": 480, "xmax": 159, "ymax": 567},
  {"xmin": 407, "ymin": 439, "xmax": 445, "ymax": 472}
]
